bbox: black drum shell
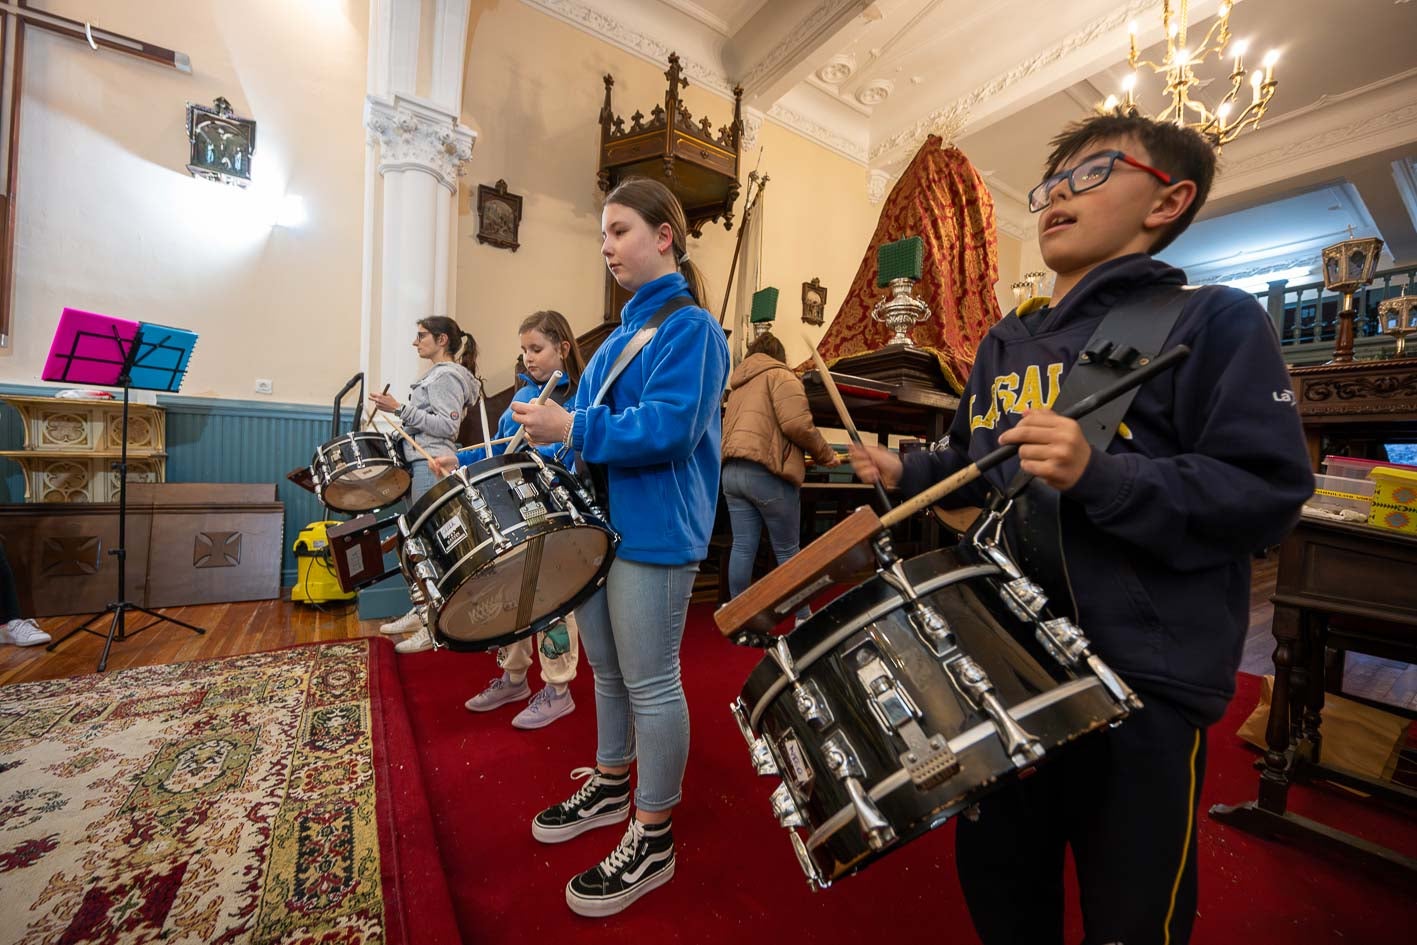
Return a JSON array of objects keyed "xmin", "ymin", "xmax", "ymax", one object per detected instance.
[
  {"xmin": 401, "ymin": 453, "xmax": 617, "ymax": 652},
  {"xmin": 740, "ymin": 546, "xmax": 1129, "ymax": 883},
  {"xmin": 311, "ymin": 431, "xmax": 411, "ymax": 512}
]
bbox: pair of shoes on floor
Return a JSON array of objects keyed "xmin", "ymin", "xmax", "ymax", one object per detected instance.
[
  {"xmin": 394, "ymin": 626, "xmax": 433, "ymax": 654},
  {"xmin": 532, "ymin": 767, "xmax": 674, "ymax": 917},
  {"xmin": 464, "ymin": 673, "xmax": 574, "ymax": 729},
  {"xmin": 379, "ymin": 609, "xmax": 422, "ymax": 636},
  {"xmin": 0, "ymin": 618, "xmax": 51, "ymax": 647}
]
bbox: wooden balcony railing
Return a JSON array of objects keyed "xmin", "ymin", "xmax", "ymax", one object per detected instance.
[{"xmin": 1254, "ymin": 264, "xmax": 1417, "ymax": 366}]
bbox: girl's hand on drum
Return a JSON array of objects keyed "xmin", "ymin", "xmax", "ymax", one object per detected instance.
[
  {"xmin": 429, "ymin": 455, "xmax": 459, "ymax": 477},
  {"xmin": 510, "ymin": 400, "xmax": 571, "ymax": 446},
  {"xmin": 997, "ymin": 408, "xmax": 1091, "ymax": 491},
  {"xmin": 848, "ymin": 444, "xmax": 901, "ymax": 488},
  {"xmin": 368, "ymin": 391, "xmax": 400, "ymax": 412}
]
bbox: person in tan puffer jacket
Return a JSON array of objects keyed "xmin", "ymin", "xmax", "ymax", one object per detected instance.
[{"xmin": 721, "ymin": 334, "xmax": 840, "ymax": 623}]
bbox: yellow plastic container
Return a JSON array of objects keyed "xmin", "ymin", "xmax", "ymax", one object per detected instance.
[
  {"xmin": 1367, "ymin": 466, "xmax": 1417, "ymax": 534},
  {"xmin": 292, "ymin": 520, "xmax": 357, "ymax": 603}
]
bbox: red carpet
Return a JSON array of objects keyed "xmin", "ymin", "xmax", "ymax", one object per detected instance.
[{"xmin": 389, "ymin": 606, "xmax": 1417, "ymax": 944}]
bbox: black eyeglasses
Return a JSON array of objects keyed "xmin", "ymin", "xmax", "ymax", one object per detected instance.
[
  {"xmin": 1028, "ymin": 150, "xmax": 1174, "ymax": 213},
  {"xmin": 415, "ymin": 330, "xmax": 432, "ymax": 340}
]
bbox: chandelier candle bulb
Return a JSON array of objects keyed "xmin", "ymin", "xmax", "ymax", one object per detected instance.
[{"xmin": 1263, "ymin": 49, "xmax": 1279, "ymax": 82}]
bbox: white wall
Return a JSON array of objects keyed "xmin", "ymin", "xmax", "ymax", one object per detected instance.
[{"xmin": 0, "ymin": 0, "xmax": 369, "ymax": 404}]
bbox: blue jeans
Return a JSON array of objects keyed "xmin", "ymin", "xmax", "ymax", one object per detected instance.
[
  {"xmin": 408, "ymin": 458, "xmax": 435, "ymax": 504},
  {"xmin": 576, "ymin": 557, "xmax": 698, "ymax": 812},
  {"xmin": 721, "ymin": 459, "xmax": 808, "ymax": 620}
]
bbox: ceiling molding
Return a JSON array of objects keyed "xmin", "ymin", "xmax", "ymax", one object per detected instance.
[
  {"xmin": 867, "ymin": 0, "xmax": 1155, "ymax": 165},
  {"xmin": 1394, "ymin": 157, "xmax": 1417, "ymax": 235},
  {"xmin": 736, "ymin": 0, "xmax": 864, "ymax": 99},
  {"xmin": 1189, "ymin": 250, "xmax": 1325, "ymax": 285},
  {"xmin": 654, "ymin": 0, "xmax": 732, "ymax": 36},
  {"xmin": 521, "ymin": 0, "xmax": 734, "ymax": 94},
  {"xmin": 980, "ymin": 172, "xmax": 1031, "ymax": 240},
  {"xmin": 519, "ymin": 0, "xmax": 867, "ymax": 164}
]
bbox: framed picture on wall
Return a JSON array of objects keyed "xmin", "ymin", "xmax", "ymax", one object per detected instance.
[
  {"xmin": 802, "ymin": 277, "xmax": 827, "ymax": 326},
  {"xmin": 476, "ymin": 179, "xmax": 522, "ymax": 252}
]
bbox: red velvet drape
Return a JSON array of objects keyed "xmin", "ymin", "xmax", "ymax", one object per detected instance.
[{"xmin": 816, "ymin": 136, "xmax": 1003, "ymax": 394}]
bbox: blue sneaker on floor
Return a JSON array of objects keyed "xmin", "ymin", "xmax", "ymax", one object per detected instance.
[{"xmin": 512, "ymin": 686, "xmax": 575, "ymax": 729}]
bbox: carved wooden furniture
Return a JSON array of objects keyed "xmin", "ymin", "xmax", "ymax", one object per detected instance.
[
  {"xmin": 0, "ymin": 394, "xmax": 166, "ymax": 501},
  {"xmin": 1289, "ymin": 358, "xmax": 1417, "ymax": 466},
  {"xmin": 0, "ymin": 483, "xmax": 283, "ymax": 616},
  {"xmin": 1210, "ymin": 519, "xmax": 1417, "ymax": 878},
  {"xmin": 597, "ymin": 52, "xmax": 743, "ymax": 321}
]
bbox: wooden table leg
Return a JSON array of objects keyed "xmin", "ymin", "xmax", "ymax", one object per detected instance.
[{"xmin": 1257, "ymin": 603, "xmax": 1301, "ymax": 814}]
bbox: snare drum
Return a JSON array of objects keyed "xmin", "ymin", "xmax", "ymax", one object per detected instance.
[
  {"xmin": 399, "ymin": 451, "xmax": 616, "ymax": 651},
  {"xmin": 732, "ymin": 543, "xmax": 1137, "ymax": 889},
  {"xmin": 311, "ymin": 431, "xmax": 411, "ymax": 512}
]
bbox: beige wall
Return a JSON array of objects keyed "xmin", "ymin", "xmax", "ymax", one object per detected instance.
[
  {"xmin": 455, "ymin": 0, "xmax": 879, "ymax": 393},
  {"xmin": 0, "ymin": 0, "xmax": 368, "ymax": 403}
]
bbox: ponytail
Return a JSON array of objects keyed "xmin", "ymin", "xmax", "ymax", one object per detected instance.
[{"xmin": 418, "ymin": 315, "xmax": 477, "ymax": 375}]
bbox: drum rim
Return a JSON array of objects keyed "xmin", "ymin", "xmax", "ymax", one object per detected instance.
[
  {"xmin": 428, "ymin": 517, "xmax": 614, "ymax": 640},
  {"xmin": 403, "ymin": 452, "xmax": 577, "ymax": 537},
  {"xmin": 318, "ymin": 466, "xmax": 413, "ymax": 512},
  {"xmin": 800, "ymin": 675, "xmax": 1108, "ymax": 858},
  {"xmin": 746, "ymin": 561, "xmax": 1002, "ymax": 731}
]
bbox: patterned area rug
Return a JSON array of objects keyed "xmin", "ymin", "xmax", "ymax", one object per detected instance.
[{"xmin": 0, "ymin": 640, "xmax": 454, "ymax": 945}]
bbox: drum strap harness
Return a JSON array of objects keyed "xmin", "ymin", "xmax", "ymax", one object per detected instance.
[
  {"xmin": 578, "ymin": 295, "xmax": 696, "ymax": 511},
  {"xmin": 993, "ymin": 284, "xmax": 1194, "ymax": 622}
]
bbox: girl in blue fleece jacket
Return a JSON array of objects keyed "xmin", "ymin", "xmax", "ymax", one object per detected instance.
[
  {"xmin": 510, "ymin": 178, "xmax": 730, "ymax": 918},
  {"xmin": 449, "ymin": 311, "xmax": 586, "ymax": 731}
]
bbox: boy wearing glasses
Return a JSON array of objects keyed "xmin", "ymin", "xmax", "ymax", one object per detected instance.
[{"xmin": 850, "ymin": 113, "xmax": 1313, "ymax": 943}]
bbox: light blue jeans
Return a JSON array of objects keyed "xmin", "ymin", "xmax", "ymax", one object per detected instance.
[
  {"xmin": 408, "ymin": 458, "xmax": 435, "ymax": 504},
  {"xmin": 576, "ymin": 557, "xmax": 698, "ymax": 812},
  {"xmin": 721, "ymin": 459, "xmax": 808, "ymax": 621}
]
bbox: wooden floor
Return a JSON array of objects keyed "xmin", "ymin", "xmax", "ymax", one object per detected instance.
[{"xmin": 3, "ymin": 554, "xmax": 1414, "ymax": 711}]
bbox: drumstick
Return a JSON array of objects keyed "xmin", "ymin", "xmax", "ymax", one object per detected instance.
[
  {"xmin": 503, "ymin": 370, "xmax": 563, "ymax": 453},
  {"xmin": 364, "ymin": 383, "xmax": 391, "ymax": 429},
  {"xmin": 806, "ymin": 337, "xmax": 892, "ymax": 510},
  {"xmin": 879, "ymin": 343, "xmax": 1193, "ymax": 528},
  {"xmin": 377, "ymin": 410, "xmax": 440, "ymax": 467},
  {"xmin": 476, "ymin": 385, "xmax": 493, "ymax": 457}
]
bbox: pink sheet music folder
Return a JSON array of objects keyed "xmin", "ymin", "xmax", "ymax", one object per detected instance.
[{"xmin": 42, "ymin": 308, "xmax": 141, "ymax": 385}]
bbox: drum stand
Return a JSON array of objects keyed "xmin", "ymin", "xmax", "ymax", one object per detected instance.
[{"xmin": 47, "ymin": 355, "xmax": 206, "ymax": 671}]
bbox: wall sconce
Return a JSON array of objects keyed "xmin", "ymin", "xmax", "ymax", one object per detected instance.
[
  {"xmin": 1320, "ymin": 234, "xmax": 1384, "ymax": 363},
  {"xmin": 185, "ymin": 96, "xmax": 256, "ymax": 187}
]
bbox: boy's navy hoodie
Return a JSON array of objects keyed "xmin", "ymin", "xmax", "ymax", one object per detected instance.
[{"xmin": 901, "ymin": 253, "xmax": 1314, "ymax": 725}]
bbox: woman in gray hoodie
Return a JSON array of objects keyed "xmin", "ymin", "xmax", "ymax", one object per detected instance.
[{"xmin": 369, "ymin": 315, "xmax": 481, "ymax": 651}]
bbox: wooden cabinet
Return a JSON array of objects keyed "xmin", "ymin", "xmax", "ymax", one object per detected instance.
[{"xmin": 0, "ymin": 395, "xmax": 166, "ymax": 501}]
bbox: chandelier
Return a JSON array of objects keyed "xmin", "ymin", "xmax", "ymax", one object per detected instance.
[{"xmin": 1102, "ymin": 0, "xmax": 1279, "ymax": 148}]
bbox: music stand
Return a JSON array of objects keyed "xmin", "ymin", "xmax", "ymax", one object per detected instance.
[{"xmin": 41, "ymin": 308, "xmax": 205, "ymax": 671}]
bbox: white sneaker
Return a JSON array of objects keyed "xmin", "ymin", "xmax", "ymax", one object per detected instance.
[
  {"xmin": 394, "ymin": 626, "xmax": 433, "ymax": 654},
  {"xmin": 1, "ymin": 618, "xmax": 51, "ymax": 647},
  {"xmin": 379, "ymin": 609, "xmax": 422, "ymax": 635}
]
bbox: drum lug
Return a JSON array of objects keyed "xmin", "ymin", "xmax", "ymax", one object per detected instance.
[
  {"xmin": 946, "ymin": 655, "xmax": 1045, "ymax": 768},
  {"xmin": 787, "ymin": 830, "xmax": 829, "ymax": 891},
  {"xmin": 769, "ymin": 782, "xmax": 805, "ymax": 828},
  {"xmin": 403, "ymin": 536, "xmax": 429, "ymax": 563},
  {"xmin": 822, "ymin": 732, "xmax": 896, "ymax": 851},
  {"xmin": 851, "ymin": 646, "xmax": 961, "ymax": 789},
  {"xmin": 729, "ymin": 699, "xmax": 779, "ymax": 776},
  {"xmin": 1036, "ymin": 618, "xmax": 1142, "ymax": 710},
  {"xmin": 463, "ymin": 482, "xmax": 512, "ymax": 552},
  {"xmin": 791, "ymin": 679, "xmax": 834, "ymax": 730},
  {"xmin": 1001, "ymin": 576, "xmax": 1048, "ymax": 621}
]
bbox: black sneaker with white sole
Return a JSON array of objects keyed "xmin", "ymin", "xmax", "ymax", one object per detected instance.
[
  {"xmin": 566, "ymin": 818, "xmax": 675, "ymax": 917},
  {"xmin": 531, "ymin": 767, "xmax": 631, "ymax": 843}
]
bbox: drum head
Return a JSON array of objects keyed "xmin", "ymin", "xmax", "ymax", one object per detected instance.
[
  {"xmin": 435, "ymin": 525, "xmax": 611, "ymax": 642},
  {"xmin": 323, "ymin": 466, "xmax": 411, "ymax": 512}
]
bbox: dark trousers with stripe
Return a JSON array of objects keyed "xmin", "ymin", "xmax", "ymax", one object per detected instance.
[{"xmin": 955, "ymin": 694, "xmax": 1207, "ymax": 945}]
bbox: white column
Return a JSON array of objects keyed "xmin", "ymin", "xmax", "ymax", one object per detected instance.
[{"xmin": 364, "ymin": 94, "xmax": 475, "ymax": 395}]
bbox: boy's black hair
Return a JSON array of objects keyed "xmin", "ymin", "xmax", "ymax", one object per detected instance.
[{"xmin": 1043, "ymin": 111, "xmax": 1216, "ymax": 253}]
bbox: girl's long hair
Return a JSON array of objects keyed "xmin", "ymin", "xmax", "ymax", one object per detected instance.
[
  {"xmin": 518, "ymin": 309, "xmax": 585, "ymax": 386},
  {"xmin": 603, "ymin": 177, "xmax": 706, "ymax": 306},
  {"xmin": 418, "ymin": 315, "xmax": 478, "ymax": 375}
]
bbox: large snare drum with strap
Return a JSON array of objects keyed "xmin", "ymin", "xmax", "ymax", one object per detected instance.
[
  {"xmin": 310, "ymin": 430, "xmax": 411, "ymax": 512},
  {"xmin": 398, "ymin": 451, "xmax": 616, "ymax": 651},
  {"xmin": 731, "ymin": 537, "xmax": 1139, "ymax": 889}
]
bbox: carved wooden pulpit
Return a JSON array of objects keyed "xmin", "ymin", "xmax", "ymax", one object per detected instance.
[{"xmin": 596, "ymin": 52, "xmax": 743, "ymax": 323}]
